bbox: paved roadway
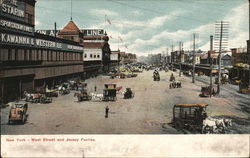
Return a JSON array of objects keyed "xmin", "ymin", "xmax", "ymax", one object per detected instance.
[{"xmin": 1, "ymin": 70, "xmax": 249, "ymax": 134}]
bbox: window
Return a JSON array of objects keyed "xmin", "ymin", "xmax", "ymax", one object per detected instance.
[
  {"xmin": 97, "ymin": 55, "xmax": 100, "ymax": 58},
  {"xmin": 84, "ymin": 54, "xmax": 87, "ymax": 58},
  {"xmin": 24, "ymin": 49, "xmax": 27, "ymax": 61},
  {"xmin": 37, "ymin": 50, "xmax": 41, "ymax": 61},
  {"xmin": 25, "ymin": 13, "xmax": 33, "ymax": 25},
  {"xmin": 43, "ymin": 50, "xmax": 47, "ymax": 61},
  {"xmin": 90, "ymin": 54, "xmax": 93, "ymax": 58},
  {"xmin": 17, "ymin": 49, "xmax": 24, "ymax": 61},
  {"xmin": 32, "ymin": 50, "xmax": 36, "ymax": 60},
  {"xmin": 94, "ymin": 55, "xmax": 96, "ymax": 58},
  {"xmin": 0, "ymin": 48, "xmax": 8, "ymax": 61}
]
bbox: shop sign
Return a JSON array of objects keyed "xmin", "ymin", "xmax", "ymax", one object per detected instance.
[
  {"xmin": 0, "ymin": 19, "xmax": 34, "ymax": 33},
  {"xmin": 0, "ymin": 0, "xmax": 25, "ymax": 22},
  {"xmin": 83, "ymin": 29, "xmax": 104, "ymax": 36},
  {"xmin": 0, "ymin": 33, "xmax": 83, "ymax": 51}
]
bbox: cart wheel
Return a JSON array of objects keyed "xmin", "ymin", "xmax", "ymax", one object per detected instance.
[
  {"xmin": 22, "ymin": 114, "xmax": 26, "ymax": 124},
  {"xmin": 175, "ymin": 121, "xmax": 182, "ymax": 129}
]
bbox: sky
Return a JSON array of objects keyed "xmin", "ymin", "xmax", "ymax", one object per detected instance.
[{"xmin": 35, "ymin": 0, "xmax": 249, "ymax": 56}]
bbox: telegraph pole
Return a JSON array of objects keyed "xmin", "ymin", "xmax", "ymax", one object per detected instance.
[
  {"xmin": 179, "ymin": 41, "xmax": 182, "ymax": 77},
  {"xmin": 192, "ymin": 34, "xmax": 196, "ymax": 83},
  {"xmin": 248, "ymin": 0, "xmax": 250, "ymax": 85},
  {"xmin": 171, "ymin": 44, "xmax": 174, "ymax": 69},
  {"xmin": 215, "ymin": 21, "xmax": 229, "ymax": 94},
  {"xmin": 210, "ymin": 35, "xmax": 213, "ymax": 97},
  {"xmin": 54, "ymin": 22, "xmax": 57, "ymax": 38}
]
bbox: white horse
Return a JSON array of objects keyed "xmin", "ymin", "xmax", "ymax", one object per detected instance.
[
  {"xmin": 203, "ymin": 117, "xmax": 232, "ymax": 134},
  {"xmin": 90, "ymin": 93, "xmax": 103, "ymax": 101},
  {"xmin": 202, "ymin": 118, "xmax": 217, "ymax": 134}
]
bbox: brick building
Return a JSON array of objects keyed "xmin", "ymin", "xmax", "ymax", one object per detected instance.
[
  {"xmin": 82, "ymin": 30, "xmax": 111, "ymax": 73},
  {"xmin": 231, "ymin": 48, "xmax": 249, "ymax": 65}
]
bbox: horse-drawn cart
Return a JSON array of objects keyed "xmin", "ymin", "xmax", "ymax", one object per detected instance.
[
  {"xmin": 172, "ymin": 104, "xmax": 208, "ymax": 132},
  {"xmin": 8, "ymin": 101, "xmax": 28, "ymax": 124},
  {"xmin": 239, "ymin": 82, "xmax": 250, "ymax": 94},
  {"xmin": 74, "ymin": 90, "xmax": 91, "ymax": 102},
  {"xmin": 103, "ymin": 84, "xmax": 117, "ymax": 101},
  {"xmin": 123, "ymin": 88, "xmax": 134, "ymax": 99},
  {"xmin": 199, "ymin": 86, "xmax": 216, "ymax": 97}
]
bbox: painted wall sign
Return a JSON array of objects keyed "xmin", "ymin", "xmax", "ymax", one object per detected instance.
[
  {"xmin": 36, "ymin": 30, "xmax": 59, "ymax": 37},
  {"xmin": 0, "ymin": 19, "xmax": 34, "ymax": 33},
  {"xmin": 0, "ymin": 33, "xmax": 83, "ymax": 52},
  {"xmin": 83, "ymin": 29, "xmax": 104, "ymax": 36},
  {"xmin": 0, "ymin": 0, "xmax": 25, "ymax": 22}
]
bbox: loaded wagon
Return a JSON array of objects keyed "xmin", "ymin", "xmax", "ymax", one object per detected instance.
[
  {"xmin": 103, "ymin": 84, "xmax": 117, "ymax": 101},
  {"xmin": 239, "ymin": 82, "xmax": 250, "ymax": 94},
  {"xmin": 8, "ymin": 101, "xmax": 28, "ymax": 124},
  {"xmin": 153, "ymin": 73, "xmax": 160, "ymax": 81},
  {"xmin": 199, "ymin": 86, "xmax": 216, "ymax": 97},
  {"xmin": 74, "ymin": 90, "xmax": 91, "ymax": 102},
  {"xmin": 172, "ymin": 104, "xmax": 208, "ymax": 132},
  {"xmin": 123, "ymin": 88, "xmax": 134, "ymax": 99}
]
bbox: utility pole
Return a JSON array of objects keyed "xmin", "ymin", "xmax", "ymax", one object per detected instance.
[
  {"xmin": 248, "ymin": 0, "xmax": 250, "ymax": 86},
  {"xmin": 179, "ymin": 41, "xmax": 182, "ymax": 77},
  {"xmin": 171, "ymin": 44, "xmax": 174, "ymax": 69},
  {"xmin": 166, "ymin": 47, "xmax": 168, "ymax": 65},
  {"xmin": 214, "ymin": 21, "xmax": 229, "ymax": 94},
  {"xmin": 210, "ymin": 35, "xmax": 213, "ymax": 97},
  {"xmin": 54, "ymin": 22, "xmax": 57, "ymax": 38},
  {"xmin": 192, "ymin": 34, "xmax": 196, "ymax": 83}
]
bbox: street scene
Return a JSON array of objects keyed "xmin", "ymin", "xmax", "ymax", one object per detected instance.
[
  {"xmin": 1, "ymin": 67, "xmax": 250, "ymax": 134},
  {"xmin": 0, "ymin": 0, "xmax": 250, "ymax": 135}
]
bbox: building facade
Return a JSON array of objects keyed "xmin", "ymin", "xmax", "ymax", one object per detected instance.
[
  {"xmin": 110, "ymin": 50, "xmax": 120, "ymax": 70},
  {"xmin": 0, "ymin": 0, "xmax": 83, "ymax": 103},
  {"xmin": 82, "ymin": 30, "xmax": 111, "ymax": 73},
  {"xmin": 231, "ymin": 48, "xmax": 249, "ymax": 65}
]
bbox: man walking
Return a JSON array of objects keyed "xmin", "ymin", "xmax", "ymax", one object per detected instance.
[
  {"xmin": 105, "ymin": 106, "xmax": 109, "ymax": 118},
  {"xmin": 94, "ymin": 85, "xmax": 97, "ymax": 92}
]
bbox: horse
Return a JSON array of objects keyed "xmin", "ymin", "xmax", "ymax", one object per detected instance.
[{"xmin": 90, "ymin": 93, "xmax": 103, "ymax": 101}]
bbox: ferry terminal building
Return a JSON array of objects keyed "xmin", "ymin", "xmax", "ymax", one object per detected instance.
[{"xmin": 0, "ymin": 0, "xmax": 83, "ymax": 103}]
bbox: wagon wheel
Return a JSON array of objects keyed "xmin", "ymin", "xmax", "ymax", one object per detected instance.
[
  {"xmin": 77, "ymin": 96, "xmax": 81, "ymax": 102},
  {"xmin": 88, "ymin": 95, "xmax": 92, "ymax": 101},
  {"xmin": 8, "ymin": 115, "xmax": 11, "ymax": 124},
  {"xmin": 21, "ymin": 114, "xmax": 26, "ymax": 124},
  {"xmin": 40, "ymin": 97, "xmax": 46, "ymax": 104},
  {"xmin": 174, "ymin": 121, "xmax": 183, "ymax": 129}
]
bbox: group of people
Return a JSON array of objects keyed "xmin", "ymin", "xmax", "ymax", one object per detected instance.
[
  {"xmin": 169, "ymin": 73, "xmax": 182, "ymax": 89},
  {"xmin": 169, "ymin": 81, "xmax": 182, "ymax": 89}
]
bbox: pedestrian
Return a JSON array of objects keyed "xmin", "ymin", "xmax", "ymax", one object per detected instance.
[
  {"xmin": 94, "ymin": 85, "xmax": 97, "ymax": 92},
  {"xmin": 105, "ymin": 106, "xmax": 109, "ymax": 118}
]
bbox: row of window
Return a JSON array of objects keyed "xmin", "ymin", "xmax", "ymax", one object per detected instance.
[
  {"xmin": 84, "ymin": 54, "xmax": 100, "ymax": 58},
  {"xmin": 0, "ymin": 48, "xmax": 82, "ymax": 62}
]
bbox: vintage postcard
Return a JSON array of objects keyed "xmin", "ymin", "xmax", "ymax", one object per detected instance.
[{"xmin": 0, "ymin": 0, "xmax": 249, "ymax": 157}]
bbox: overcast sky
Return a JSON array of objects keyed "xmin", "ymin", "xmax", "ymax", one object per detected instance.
[{"xmin": 35, "ymin": 0, "xmax": 248, "ymax": 56}]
